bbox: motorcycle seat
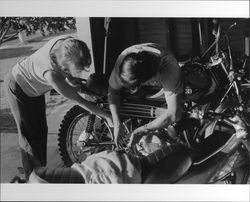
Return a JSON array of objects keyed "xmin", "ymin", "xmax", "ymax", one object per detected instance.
[
  {"xmin": 29, "ymin": 167, "xmax": 85, "ymax": 183},
  {"xmin": 142, "ymin": 146, "xmax": 193, "ymax": 184},
  {"xmin": 29, "ymin": 146, "xmax": 193, "ymax": 184}
]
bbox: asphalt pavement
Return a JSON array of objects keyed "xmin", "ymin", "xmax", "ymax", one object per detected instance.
[
  {"xmin": 0, "ymin": 98, "xmax": 75, "ymax": 183},
  {"xmin": 0, "ymin": 30, "xmax": 78, "ymax": 183}
]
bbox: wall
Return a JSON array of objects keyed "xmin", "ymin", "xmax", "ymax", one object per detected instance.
[
  {"xmin": 75, "ymin": 17, "xmax": 95, "ymax": 79},
  {"xmin": 88, "ymin": 18, "xmax": 248, "ymax": 75}
]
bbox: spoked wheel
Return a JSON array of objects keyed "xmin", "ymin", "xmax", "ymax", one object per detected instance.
[{"xmin": 58, "ymin": 105, "xmax": 114, "ymax": 167}]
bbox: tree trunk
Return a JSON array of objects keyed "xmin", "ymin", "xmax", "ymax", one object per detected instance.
[
  {"xmin": 18, "ymin": 31, "xmax": 25, "ymax": 44},
  {"xmin": 0, "ymin": 23, "xmax": 11, "ymax": 46}
]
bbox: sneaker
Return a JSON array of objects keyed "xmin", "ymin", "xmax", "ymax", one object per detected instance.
[{"xmin": 10, "ymin": 175, "xmax": 26, "ymax": 183}]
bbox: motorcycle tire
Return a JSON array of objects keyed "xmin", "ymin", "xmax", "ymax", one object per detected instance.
[
  {"xmin": 58, "ymin": 105, "xmax": 114, "ymax": 167},
  {"xmin": 219, "ymin": 151, "xmax": 249, "ymax": 184}
]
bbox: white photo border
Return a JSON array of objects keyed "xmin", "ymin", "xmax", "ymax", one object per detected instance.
[{"xmin": 0, "ymin": 0, "xmax": 249, "ymax": 201}]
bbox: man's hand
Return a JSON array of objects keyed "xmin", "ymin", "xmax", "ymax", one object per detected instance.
[
  {"xmin": 114, "ymin": 130, "xmax": 122, "ymax": 149},
  {"xmin": 127, "ymin": 126, "xmax": 146, "ymax": 148},
  {"xmin": 114, "ymin": 123, "xmax": 131, "ymax": 149},
  {"xmin": 113, "ymin": 124, "xmax": 124, "ymax": 148}
]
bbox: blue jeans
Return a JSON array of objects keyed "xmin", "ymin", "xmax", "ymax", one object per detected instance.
[{"xmin": 4, "ymin": 71, "xmax": 48, "ymax": 180}]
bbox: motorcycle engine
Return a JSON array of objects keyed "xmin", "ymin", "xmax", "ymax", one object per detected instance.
[
  {"xmin": 182, "ymin": 62, "xmax": 214, "ymax": 105},
  {"xmin": 189, "ymin": 106, "xmax": 204, "ymax": 120}
]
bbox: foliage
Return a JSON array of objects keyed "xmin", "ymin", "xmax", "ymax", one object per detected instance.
[{"xmin": 0, "ymin": 17, "xmax": 76, "ymax": 45}]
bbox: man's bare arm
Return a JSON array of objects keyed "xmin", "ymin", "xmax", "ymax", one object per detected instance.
[{"xmin": 44, "ymin": 71, "xmax": 112, "ymax": 121}]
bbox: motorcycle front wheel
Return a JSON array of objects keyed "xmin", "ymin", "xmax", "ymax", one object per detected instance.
[{"xmin": 58, "ymin": 105, "xmax": 114, "ymax": 167}]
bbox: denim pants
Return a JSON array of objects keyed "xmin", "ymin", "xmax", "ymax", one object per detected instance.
[{"xmin": 4, "ymin": 71, "xmax": 48, "ymax": 179}]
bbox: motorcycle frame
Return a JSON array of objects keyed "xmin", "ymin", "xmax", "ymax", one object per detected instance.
[{"xmin": 55, "ymin": 21, "xmax": 249, "ymax": 183}]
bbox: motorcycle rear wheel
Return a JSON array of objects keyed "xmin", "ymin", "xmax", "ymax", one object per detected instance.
[{"xmin": 58, "ymin": 105, "xmax": 114, "ymax": 167}]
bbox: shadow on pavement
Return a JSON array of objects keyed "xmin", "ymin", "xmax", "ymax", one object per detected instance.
[
  {"xmin": 0, "ymin": 46, "xmax": 35, "ymax": 60},
  {"xmin": 27, "ymin": 38, "xmax": 50, "ymax": 43},
  {"xmin": 0, "ymin": 108, "xmax": 17, "ymax": 133}
]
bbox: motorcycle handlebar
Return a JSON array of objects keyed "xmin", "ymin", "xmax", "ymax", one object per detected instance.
[
  {"xmin": 227, "ymin": 22, "xmax": 237, "ymax": 32},
  {"xmin": 201, "ymin": 22, "xmax": 237, "ymax": 59}
]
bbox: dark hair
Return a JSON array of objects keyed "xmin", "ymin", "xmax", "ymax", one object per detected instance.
[{"xmin": 118, "ymin": 51, "xmax": 159, "ymax": 86}]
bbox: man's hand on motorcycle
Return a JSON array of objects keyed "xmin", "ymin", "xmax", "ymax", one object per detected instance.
[
  {"xmin": 115, "ymin": 133, "xmax": 124, "ymax": 149},
  {"xmin": 114, "ymin": 124, "xmax": 128, "ymax": 149},
  {"xmin": 127, "ymin": 126, "xmax": 146, "ymax": 148}
]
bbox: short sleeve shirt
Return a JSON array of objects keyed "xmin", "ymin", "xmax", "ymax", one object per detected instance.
[
  {"xmin": 12, "ymin": 35, "xmax": 73, "ymax": 97},
  {"xmin": 109, "ymin": 43, "xmax": 183, "ymax": 96}
]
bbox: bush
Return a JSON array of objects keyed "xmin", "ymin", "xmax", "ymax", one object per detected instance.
[{"xmin": 0, "ymin": 17, "xmax": 76, "ymax": 45}]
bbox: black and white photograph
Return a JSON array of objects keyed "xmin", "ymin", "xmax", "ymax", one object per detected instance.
[{"xmin": 0, "ymin": 0, "xmax": 249, "ymax": 201}]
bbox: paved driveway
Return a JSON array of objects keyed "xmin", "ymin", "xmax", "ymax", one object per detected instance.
[
  {"xmin": 0, "ymin": 31, "xmax": 76, "ymax": 182},
  {"xmin": 0, "ymin": 98, "xmax": 76, "ymax": 182}
]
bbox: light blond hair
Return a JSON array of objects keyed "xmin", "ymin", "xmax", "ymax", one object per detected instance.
[{"xmin": 60, "ymin": 38, "xmax": 91, "ymax": 70}]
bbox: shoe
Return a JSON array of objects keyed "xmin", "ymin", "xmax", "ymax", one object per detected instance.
[{"xmin": 10, "ymin": 175, "xmax": 26, "ymax": 183}]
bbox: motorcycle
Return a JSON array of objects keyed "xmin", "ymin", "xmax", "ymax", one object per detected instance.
[{"xmin": 57, "ymin": 22, "xmax": 249, "ymax": 183}]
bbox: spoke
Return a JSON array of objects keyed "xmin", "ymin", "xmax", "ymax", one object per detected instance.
[
  {"xmin": 72, "ymin": 128, "xmax": 82, "ymax": 133},
  {"xmin": 75, "ymin": 118, "xmax": 86, "ymax": 132},
  {"xmin": 66, "ymin": 113, "xmax": 114, "ymax": 163}
]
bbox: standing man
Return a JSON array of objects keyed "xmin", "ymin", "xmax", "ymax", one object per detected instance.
[{"xmin": 4, "ymin": 35, "xmax": 113, "ymax": 180}]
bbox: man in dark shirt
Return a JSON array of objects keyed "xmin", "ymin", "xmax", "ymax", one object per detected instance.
[{"xmin": 108, "ymin": 43, "xmax": 183, "ymax": 148}]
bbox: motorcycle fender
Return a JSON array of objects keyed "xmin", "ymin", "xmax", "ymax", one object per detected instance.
[
  {"xmin": 204, "ymin": 120, "xmax": 217, "ymax": 138},
  {"xmin": 176, "ymin": 153, "xmax": 229, "ymax": 184},
  {"xmin": 177, "ymin": 145, "xmax": 248, "ymax": 184}
]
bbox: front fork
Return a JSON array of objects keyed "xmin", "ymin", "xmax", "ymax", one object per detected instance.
[{"xmin": 77, "ymin": 114, "xmax": 96, "ymax": 147}]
